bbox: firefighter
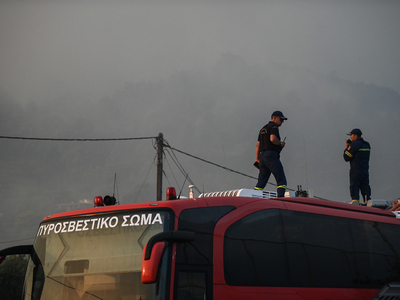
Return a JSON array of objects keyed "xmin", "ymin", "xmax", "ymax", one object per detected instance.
[
  {"xmin": 343, "ymin": 128, "xmax": 371, "ymax": 203},
  {"xmin": 254, "ymin": 111, "xmax": 287, "ymax": 197}
]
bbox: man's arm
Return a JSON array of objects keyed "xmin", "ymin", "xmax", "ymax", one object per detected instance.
[
  {"xmin": 344, "ymin": 139, "xmax": 359, "ymax": 162},
  {"xmin": 255, "ymin": 141, "xmax": 260, "ymax": 162},
  {"xmin": 270, "ymin": 134, "xmax": 285, "ymax": 148},
  {"xmin": 344, "ymin": 149, "xmax": 353, "ymax": 162}
]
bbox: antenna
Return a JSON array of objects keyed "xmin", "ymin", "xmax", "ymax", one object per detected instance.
[
  {"xmin": 112, "ymin": 173, "xmax": 119, "ymax": 204},
  {"xmin": 113, "ymin": 173, "xmax": 117, "ymax": 197},
  {"xmin": 303, "ymin": 135, "xmax": 309, "ymax": 190}
]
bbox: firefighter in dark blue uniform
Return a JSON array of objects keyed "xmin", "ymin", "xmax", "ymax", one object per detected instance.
[
  {"xmin": 255, "ymin": 111, "xmax": 287, "ymax": 197},
  {"xmin": 343, "ymin": 128, "xmax": 371, "ymax": 203}
]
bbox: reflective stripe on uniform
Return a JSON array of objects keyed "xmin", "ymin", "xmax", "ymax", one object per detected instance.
[{"xmin": 345, "ymin": 151, "xmax": 353, "ymax": 157}]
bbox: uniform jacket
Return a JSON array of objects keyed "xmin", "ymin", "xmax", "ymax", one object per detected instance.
[{"xmin": 343, "ymin": 138, "xmax": 371, "ymax": 175}]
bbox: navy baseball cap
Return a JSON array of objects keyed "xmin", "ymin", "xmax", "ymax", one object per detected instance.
[
  {"xmin": 271, "ymin": 111, "xmax": 288, "ymax": 120},
  {"xmin": 347, "ymin": 128, "xmax": 362, "ymax": 136}
]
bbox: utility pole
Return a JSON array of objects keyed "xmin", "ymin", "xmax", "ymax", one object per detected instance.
[{"xmin": 156, "ymin": 132, "xmax": 163, "ymax": 201}]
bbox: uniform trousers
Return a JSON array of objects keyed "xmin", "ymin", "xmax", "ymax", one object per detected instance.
[
  {"xmin": 256, "ymin": 150, "xmax": 287, "ymax": 197},
  {"xmin": 350, "ymin": 172, "xmax": 371, "ymax": 202}
]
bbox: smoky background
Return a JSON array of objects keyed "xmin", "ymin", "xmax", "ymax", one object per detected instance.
[{"xmin": 1, "ymin": 0, "xmax": 399, "ymax": 247}]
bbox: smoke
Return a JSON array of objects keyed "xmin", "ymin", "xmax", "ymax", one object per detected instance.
[{"xmin": 1, "ymin": 1, "xmax": 400, "ymax": 247}]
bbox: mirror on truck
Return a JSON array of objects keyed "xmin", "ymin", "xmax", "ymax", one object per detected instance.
[
  {"xmin": 141, "ymin": 231, "xmax": 195, "ymax": 284},
  {"xmin": 142, "ymin": 242, "xmax": 166, "ymax": 284},
  {"xmin": 0, "ymin": 245, "xmax": 33, "ymax": 261},
  {"xmin": 0, "ymin": 245, "xmax": 33, "ymax": 299}
]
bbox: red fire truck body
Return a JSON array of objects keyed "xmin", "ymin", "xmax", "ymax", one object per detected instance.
[{"xmin": 1, "ymin": 188, "xmax": 400, "ymax": 299}]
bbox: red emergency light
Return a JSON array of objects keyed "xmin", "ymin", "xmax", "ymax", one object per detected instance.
[
  {"xmin": 166, "ymin": 187, "xmax": 177, "ymax": 200},
  {"xmin": 94, "ymin": 195, "xmax": 117, "ymax": 207},
  {"xmin": 94, "ymin": 196, "xmax": 104, "ymax": 207}
]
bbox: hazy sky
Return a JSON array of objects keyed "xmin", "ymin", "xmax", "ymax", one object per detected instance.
[
  {"xmin": 1, "ymin": 0, "xmax": 399, "ymax": 103},
  {"xmin": 1, "ymin": 0, "xmax": 400, "ymax": 247}
]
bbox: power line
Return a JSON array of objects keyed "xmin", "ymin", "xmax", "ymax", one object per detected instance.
[
  {"xmin": 0, "ymin": 134, "xmax": 326, "ymax": 247},
  {"xmin": 0, "ymin": 134, "xmax": 324, "ymax": 198},
  {"xmin": 134, "ymin": 153, "xmax": 157, "ymax": 203},
  {"xmin": 165, "ymin": 144, "xmax": 259, "ymax": 180},
  {"xmin": 0, "ymin": 136, "xmax": 156, "ymax": 141},
  {"xmin": 163, "ymin": 140, "xmax": 201, "ymax": 194},
  {"xmin": 164, "ymin": 144, "xmax": 325, "ymax": 199}
]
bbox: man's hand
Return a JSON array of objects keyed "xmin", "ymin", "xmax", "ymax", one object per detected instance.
[{"xmin": 345, "ymin": 139, "xmax": 350, "ymax": 150}]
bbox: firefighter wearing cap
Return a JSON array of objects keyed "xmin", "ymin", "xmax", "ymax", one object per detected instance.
[
  {"xmin": 254, "ymin": 111, "xmax": 287, "ymax": 197},
  {"xmin": 343, "ymin": 128, "xmax": 371, "ymax": 203}
]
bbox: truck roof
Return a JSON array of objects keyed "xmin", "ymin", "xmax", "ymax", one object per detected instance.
[{"xmin": 42, "ymin": 189, "xmax": 398, "ymax": 222}]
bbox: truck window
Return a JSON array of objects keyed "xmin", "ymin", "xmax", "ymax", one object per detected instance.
[
  {"xmin": 175, "ymin": 206, "xmax": 234, "ymax": 300},
  {"xmin": 176, "ymin": 271, "xmax": 207, "ymax": 300},
  {"xmin": 177, "ymin": 206, "xmax": 235, "ymax": 265},
  {"xmin": 23, "ymin": 210, "xmax": 171, "ymax": 300},
  {"xmin": 224, "ymin": 209, "xmax": 400, "ymax": 287}
]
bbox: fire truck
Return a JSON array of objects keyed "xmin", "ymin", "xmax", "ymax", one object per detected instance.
[{"xmin": 1, "ymin": 187, "xmax": 400, "ymax": 299}]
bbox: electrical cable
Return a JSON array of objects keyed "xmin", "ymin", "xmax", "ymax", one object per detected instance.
[
  {"xmin": 166, "ymin": 145, "xmax": 257, "ymax": 181},
  {"xmin": 0, "ymin": 134, "xmax": 324, "ymax": 199},
  {"xmin": 134, "ymin": 153, "xmax": 157, "ymax": 202},
  {"xmin": 164, "ymin": 144, "xmax": 326, "ymax": 199},
  {"xmin": 0, "ymin": 136, "xmax": 156, "ymax": 141},
  {"xmin": 164, "ymin": 147, "xmax": 200, "ymax": 194},
  {"xmin": 163, "ymin": 154, "xmax": 180, "ymax": 188},
  {"xmin": 163, "ymin": 140, "xmax": 201, "ymax": 193}
]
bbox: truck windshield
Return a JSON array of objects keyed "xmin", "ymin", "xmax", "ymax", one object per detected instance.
[{"xmin": 23, "ymin": 210, "xmax": 171, "ymax": 300}]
